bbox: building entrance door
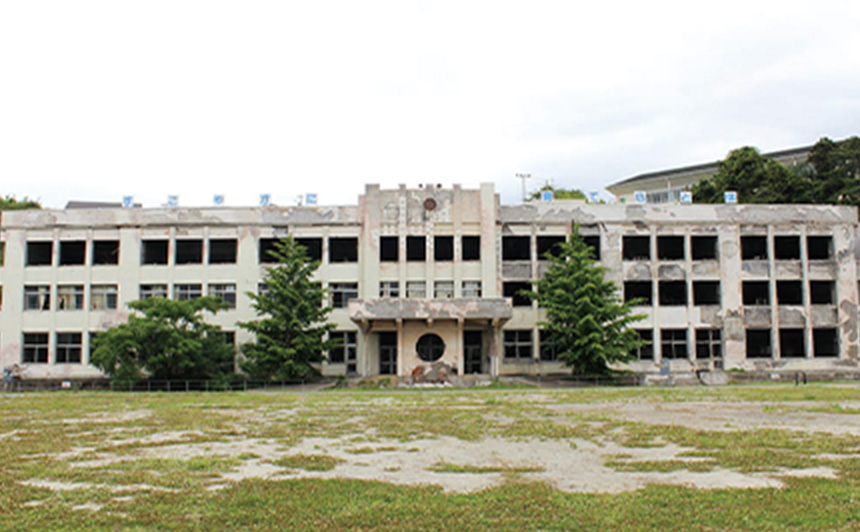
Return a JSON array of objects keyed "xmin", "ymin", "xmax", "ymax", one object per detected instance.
[
  {"xmin": 379, "ymin": 332, "xmax": 397, "ymax": 375},
  {"xmin": 464, "ymin": 330, "xmax": 483, "ymax": 374}
]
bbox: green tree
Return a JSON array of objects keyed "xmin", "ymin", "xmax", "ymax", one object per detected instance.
[
  {"xmin": 806, "ymin": 136, "xmax": 860, "ymax": 205},
  {"xmin": 239, "ymin": 237, "xmax": 335, "ymax": 381},
  {"xmin": 91, "ymin": 297, "xmax": 234, "ymax": 383},
  {"xmin": 530, "ymin": 185, "xmax": 586, "ymax": 201},
  {"xmin": 0, "ymin": 196, "xmax": 41, "ymax": 210},
  {"xmin": 528, "ymin": 228, "xmax": 646, "ymax": 375}
]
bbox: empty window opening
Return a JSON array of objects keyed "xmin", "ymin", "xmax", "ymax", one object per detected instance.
[
  {"xmin": 27, "ymin": 241, "xmax": 53, "ymax": 266},
  {"xmin": 406, "ymin": 281, "xmax": 426, "ymax": 298},
  {"xmin": 583, "ymin": 235, "xmax": 601, "ymax": 261},
  {"xmin": 776, "ymin": 281, "xmax": 803, "ymax": 305},
  {"xmin": 406, "ymin": 236, "xmax": 426, "ymax": 261},
  {"xmin": 22, "ymin": 333, "xmax": 49, "ymax": 363},
  {"xmin": 780, "ymin": 329, "xmax": 805, "ymax": 358},
  {"xmin": 693, "ymin": 281, "xmax": 720, "ymax": 306},
  {"xmin": 539, "ymin": 330, "xmax": 559, "ymax": 361},
  {"xmin": 743, "ymin": 281, "xmax": 770, "ymax": 305},
  {"xmin": 632, "ymin": 330, "xmax": 654, "ymax": 360},
  {"xmin": 416, "ymin": 333, "xmax": 446, "ymax": 362},
  {"xmin": 741, "ymin": 236, "xmax": 768, "ymax": 261},
  {"xmin": 813, "ymin": 328, "xmax": 838, "ymax": 357},
  {"xmin": 379, "ymin": 236, "xmax": 399, "ymax": 262},
  {"xmin": 208, "ymin": 283, "xmax": 237, "ymax": 308},
  {"xmin": 774, "ymin": 236, "xmax": 800, "ymax": 260},
  {"xmin": 55, "ymin": 332, "xmax": 82, "ymax": 364},
  {"xmin": 24, "ymin": 286, "xmax": 51, "ymax": 311},
  {"xmin": 223, "ymin": 331, "xmax": 236, "ymax": 347},
  {"xmin": 0, "ymin": 242, "xmax": 5, "ymax": 266},
  {"xmin": 503, "ymin": 281, "xmax": 532, "ymax": 307},
  {"xmin": 746, "ymin": 329, "xmax": 772, "ymax": 358},
  {"xmin": 434, "ymin": 281, "xmax": 454, "ymax": 299},
  {"xmin": 434, "ymin": 236, "xmax": 454, "ymax": 261},
  {"xmin": 175, "ymin": 239, "xmax": 203, "ymax": 264},
  {"xmin": 504, "ymin": 330, "xmax": 533, "ymax": 359},
  {"xmin": 91, "ymin": 285, "xmax": 118, "ymax": 310},
  {"xmin": 57, "ymin": 285, "xmax": 84, "ymax": 310},
  {"xmin": 139, "ymin": 284, "xmax": 167, "ymax": 299},
  {"xmin": 92, "ymin": 240, "xmax": 119, "ymax": 265},
  {"xmin": 657, "ymin": 236, "xmax": 684, "ymax": 261},
  {"xmin": 807, "ymin": 236, "xmax": 832, "ymax": 260},
  {"xmin": 209, "ymin": 239, "xmax": 237, "ymax": 264},
  {"xmin": 623, "ymin": 236, "xmax": 650, "ymax": 261},
  {"xmin": 810, "ymin": 281, "xmax": 835, "ymax": 305},
  {"xmin": 329, "ymin": 237, "xmax": 358, "ymax": 263},
  {"xmin": 257, "ymin": 283, "xmax": 270, "ymax": 297},
  {"xmin": 174, "ymin": 284, "xmax": 202, "ymax": 301},
  {"xmin": 696, "ymin": 329, "xmax": 722, "ymax": 359},
  {"xmin": 259, "ymin": 238, "xmax": 279, "ymax": 263},
  {"xmin": 691, "ymin": 236, "xmax": 718, "ymax": 260},
  {"xmin": 462, "ymin": 280, "xmax": 482, "ymax": 298},
  {"xmin": 142, "ymin": 240, "xmax": 168, "ymax": 265},
  {"xmin": 462, "ymin": 235, "xmax": 481, "ymax": 261},
  {"xmin": 502, "ymin": 236, "xmax": 531, "ymax": 261},
  {"xmin": 624, "ymin": 281, "xmax": 652, "ymax": 305},
  {"xmin": 295, "ymin": 238, "xmax": 323, "ymax": 262},
  {"xmin": 536, "ymin": 236, "xmax": 565, "ymax": 259},
  {"xmin": 330, "ymin": 283, "xmax": 358, "ymax": 308},
  {"xmin": 59, "ymin": 241, "xmax": 86, "ymax": 266},
  {"xmin": 329, "ymin": 331, "xmax": 357, "ymax": 364},
  {"xmin": 379, "ymin": 281, "xmax": 399, "ymax": 298},
  {"xmin": 659, "ymin": 281, "xmax": 687, "ymax": 306},
  {"xmin": 661, "ymin": 329, "xmax": 688, "ymax": 359}
]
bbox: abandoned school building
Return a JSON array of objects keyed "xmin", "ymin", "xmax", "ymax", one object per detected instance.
[{"xmin": 0, "ymin": 182, "xmax": 858, "ymax": 383}]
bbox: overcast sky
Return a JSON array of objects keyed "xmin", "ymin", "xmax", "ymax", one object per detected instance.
[{"xmin": 2, "ymin": 1, "xmax": 858, "ymax": 209}]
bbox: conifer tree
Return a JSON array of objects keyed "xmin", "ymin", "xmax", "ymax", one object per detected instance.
[
  {"xmin": 529, "ymin": 228, "xmax": 646, "ymax": 375},
  {"xmin": 239, "ymin": 237, "xmax": 335, "ymax": 381}
]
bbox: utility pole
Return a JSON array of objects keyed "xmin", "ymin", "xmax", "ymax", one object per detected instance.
[{"xmin": 515, "ymin": 173, "xmax": 531, "ymax": 203}]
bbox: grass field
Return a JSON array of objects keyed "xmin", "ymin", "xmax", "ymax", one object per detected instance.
[{"xmin": 1, "ymin": 383, "xmax": 860, "ymax": 531}]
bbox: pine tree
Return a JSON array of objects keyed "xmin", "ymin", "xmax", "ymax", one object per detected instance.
[
  {"xmin": 239, "ymin": 236, "xmax": 335, "ymax": 381},
  {"xmin": 530, "ymin": 227, "xmax": 646, "ymax": 375}
]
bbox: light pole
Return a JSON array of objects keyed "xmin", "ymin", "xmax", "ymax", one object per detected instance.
[{"xmin": 515, "ymin": 173, "xmax": 531, "ymax": 203}]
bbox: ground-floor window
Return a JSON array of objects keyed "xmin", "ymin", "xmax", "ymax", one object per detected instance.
[
  {"xmin": 55, "ymin": 332, "xmax": 82, "ymax": 364},
  {"xmin": 539, "ymin": 330, "xmax": 558, "ymax": 361},
  {"xmin": 329, "ymin": 331, "xmax": 357, "ymax": 364},
  {"xmin": 504, "ymin": 330, "xmax": 533, "ymax": 360},
  {"xmin": 22, "ymin": 333, "xmax": 49, "ymax": 363},
  {"xmin": 695, "ymin": 329, "xmax": 722, "ymax": 360},
  {"xmin": 631, "ymin": 329, "xmax": 654, "ymax": 360},
  {"xmin": 746, "ymin": 329, "xmax": 772, "ymax": 358},
  {"xmin": 813, "ymin": 328, "xmax": 838, "ymax": 357},
  {"xmin": 661, "ymin": 329, "xmax": 687, "ymax": 360}
]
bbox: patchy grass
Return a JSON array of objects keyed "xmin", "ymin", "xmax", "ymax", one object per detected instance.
[{"xmin": 271, "ymin": 454, "xmax": 345, "ymax": 471}]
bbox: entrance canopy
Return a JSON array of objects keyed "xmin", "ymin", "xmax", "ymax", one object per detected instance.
[{"xmin": 348, "ymin": 298, "xmax": 512, "ymax": 322}]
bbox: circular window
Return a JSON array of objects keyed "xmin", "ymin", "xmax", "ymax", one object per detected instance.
[
  {"xmin": 416, "ymin": 333, "xmax": 445, "ymax": 362},
  {"xmin": 423, "ymin": 198, "xmax": 437, "ymax": 211}
]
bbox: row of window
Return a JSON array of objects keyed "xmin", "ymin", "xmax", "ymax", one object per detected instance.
[
  {"xmin": 628, "ymin": 328, "xmax": 839, "ymax": 360},
  {"xmin": 20, "ymin": 283, "xmax": 237, "ymax": 311},
  {"xmin": 501, "ymin": 235, "xmax": 601, "ymax": 261},
  {"xmin": 622, "ymin": 280, "xmax": 836, "ymax": 307},
  {"xmin": 621, "ymin": 235, "xmax": 833, "ymax": 262}
]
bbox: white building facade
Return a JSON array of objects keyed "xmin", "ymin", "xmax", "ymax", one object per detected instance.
[{"xmin": 1, "ymin": 183, "xmax": 858, "ymax": 382}]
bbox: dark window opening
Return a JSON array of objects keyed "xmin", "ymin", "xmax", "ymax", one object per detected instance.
[
  {"xmin": 295, "ymin": 238, "xmax": 323, "ymax": 262},
  {"xmin": 659, "ymin": 281, "xmax": 687, "ymax": 306},
  {"xmin": 209, "ymin": 239, "xmax": 237, "ymax": 264},
  {"xmin": 536, "ymin": 236, "xmax": 565, "ymax": 259},
  {"xmin": 776, "ymin": 281, "xmax": 803, "ymax": 305},
  {"xmin": 746, "ymin": 329, "xmax": 772, "ymax": 358},
  {"xmin": 807, "ymin": 236, "xmax": 832, "ymax": 260},
  {"xmin": 623, "ymin": 236, "xmax": 650, "ymax": 261},
  {"xmin": 503, "ymin": 236, "xmax": 531, "ymax": 261},
  {"xmin": 329, "ymin": 331, "xmax": 357, "ymax": 364},
  {"xmin": 780, "ymin": 329, "xmax": 805, "ymax": 358},
  {"xmin": 657, "ymin": 236, "xmax": 684, "ymax": 261},
  {"xmin": 503, "ymin": 282, "xmax": 532, "ymax": 307},
  {"xmin": 813, "ymin": 328, "xmax": 838, "ymax": 357},
  {"xmin": 696, "ymin": 329, "xmax": 722, "ymax": 359},
  {"xmin": 624, "ymin": 281, "xmax": 652, "ymax": 305},
  {"xmin": 693, "ymin": 281, "xmax": 720, "ymax": 306},
  {"xmin": 632, "ymin": 329, "xmax": 654, "ymax": 360},
  {"xmin": 59, "ymin": 241, "xmax": 86, "ymax": 266},
  {"xmin": 743, "ymin": 281, "xmax": 770, "ymax": 305},
  {"xmin": 774, "ymin": 236, "xmax": 800, "ymax": 260},
  {"xmin": 582, "ymin": 235, "xmax": 601, "ymax": 261},
  {"xmin": 175, "ymin": 239, "xmax": 203, "ymax": 264},
  {"xmin": 462, "ymin": 235, "xmax": 480, "ymax": 261},
  {"xmin": 406, "ymin": 236, "xmax": 426, "ymax": 262},
  {"xmin": 259, "ymin": 238, "xmax": 279, "ymax": 263},
  {"xmin": 741, "ymin": 236, "xmax": 768, "ymax": 261},
  {"xmin": 26, "ymin": 242, "xmax": 53, "ymax": 266},
  {"xmin": 661, "ymin": 329, "xmax": 687, "ymax": 359},
  {"xmin": 22, "ymin": 332, "xmax": 49, "ymax": 363},
  {"xmin": 691, "ymin": 236, "xmax": 718, "ymax": 260},
  {"xmin": 539, "ymin": 330, "xmax": 559, "ymax": 361},
  {"xmin": 435, "ymin": 236, "xmax": 454, "ymax": 261},
  {"xmin": 55, "ymin": 332, "xmax": 82, "ymax": 364},
  {"xmin": 810, "ymin": 281, "xmax": 835, "ymax": 305},
  {"xmin": 379, "ymin": 331, "xmax": 398, "ymax": 375},
  {"xmin": 416, "ymin": 333, "xmax": 446, "ymax": 362},
  {"xmin": 504, "ymin": 330, "xmax": 533, "ymax": 359},
  {"xmin": 93, "ymin": 240, "xmax": 119, "ymax": 265},
  {"xmin": 141, "ymin": 240, "xmax": 168, "ymax": 265},
  {"xmin": 329, "ymin": 237, "xmax": 358, "ymax": 263},
  {"xmin": 380, "ymin": 236, "xmax": 399, "ymax": 262},
  {"xmin": 330, "ymin": 283, "xmax": 358, "ymax": 308}
]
